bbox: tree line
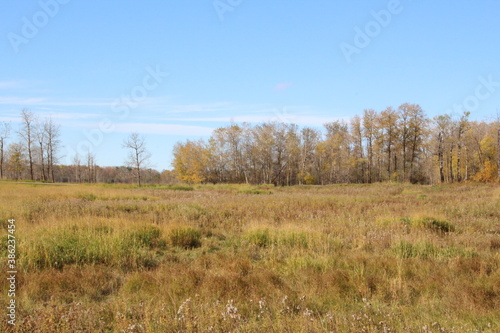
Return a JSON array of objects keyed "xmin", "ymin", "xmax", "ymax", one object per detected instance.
[
  {"xmin": 1, "ymin": 105, "xmax": 499, "ymax": 185},
  {"xmin": 1, "ymin": 109, "xmax": 61, "ymax": 182},
  {"xmin": 0, "ymin": 109, "xmax": 167, "ymax": 184},
  {"xmin": 172, "ymin": 103, "xmax": 500, "ymax": 185}
]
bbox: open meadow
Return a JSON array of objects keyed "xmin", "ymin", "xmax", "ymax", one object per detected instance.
[{"xmin": 0, "ymin": 182, "xmax": 499, "ymax": 332}]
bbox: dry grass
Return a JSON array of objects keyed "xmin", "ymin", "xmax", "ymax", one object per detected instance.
[{"xmin": 0, "ymin": 182, "xmax": 499, "ymax": 332}]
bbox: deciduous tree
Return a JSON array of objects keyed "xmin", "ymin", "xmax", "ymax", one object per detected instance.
[
  {"xmin": 0, "ymin": 122, "xmax": 10, "ymax": 179},
  {"xmin": 18, "ymin": 109, "xmax": 36, "ymax": 180},
  {"xmin": 122, "ymin": 133, "xmax": 152, "ymax": 186}
]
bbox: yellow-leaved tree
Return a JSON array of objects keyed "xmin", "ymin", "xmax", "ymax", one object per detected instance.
[
  {"xmin": 473, "ymin": 135, "xmax": 499, "ymax": 182},
  {"xmin": 172, "ymin": 140, "xmax": 210, "ymax": 184}
]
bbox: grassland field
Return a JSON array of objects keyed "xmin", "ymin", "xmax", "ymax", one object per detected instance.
[{"xmin": 0, "ymin": 182, "xmax": 499, "ymax": 332}]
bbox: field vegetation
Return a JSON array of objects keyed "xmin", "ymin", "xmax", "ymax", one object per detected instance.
[{"xmin": 0, "ymin": 182, "xmax": 499, "ymax": 332}]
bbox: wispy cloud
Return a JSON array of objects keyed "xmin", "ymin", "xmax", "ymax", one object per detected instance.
[
  {"xmin": 162, "ymin": 102, "xmax": 243, "ymax": 114},
  {"xmin": 0, "ymin": 81, "xmax": 24, "ymax": 89},
  {"xmin": 164, "ymin": 115, "xmax": 347, "ymax": 127},
  {"xmin": 113, "ymin": 123, "xmax": 214, "ymax": 136},
  {"xmin": 0, "ymin": 80, "xmax": 48, "ymax": 91},
  {"xmin": 0, "ymin": 96, "xmax": 114, "ymax": 107},
  {"xmin": 38, "ymin": 111, "xmax": 103, "ymax": 120},
  {"xmin": 0, "ymin": 95, "xmax": 176, "ymax": 110},
  {"xmin": 1, "ymin": 97, "xmax": 347, "ymax": 128},
  {"xmin": 0, "ymin": 116, "xmax": 19, "ymax": 122},
  {"xmin": 0, "ymin": 97, "xmax": 46, "ymax": 105}
]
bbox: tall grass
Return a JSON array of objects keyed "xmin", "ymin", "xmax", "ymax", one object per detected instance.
[{"xmin": 0, "ymin": 182, "xmax": 498, "ymax": 332}]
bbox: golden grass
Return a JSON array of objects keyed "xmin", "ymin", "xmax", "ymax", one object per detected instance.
[{"xmin": 0, "ymin": 182, "xmax": 499, "ymax": 332}]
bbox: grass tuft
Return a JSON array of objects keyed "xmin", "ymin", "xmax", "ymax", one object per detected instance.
[
  {"xmin": 169, "ymin": 226, "xmax": 202, "ymax": 249},
  {"xmin": 416, "ymin": 217, "xmax": 455, "ymax": 233},
  {"xmin": 238, "ymin": 189, "xmax": 273, "ymax": 195}
]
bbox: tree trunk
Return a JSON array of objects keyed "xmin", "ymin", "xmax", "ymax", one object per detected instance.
[
  {"xmin": 438, "ymin": 132, "xmax": 445, "ymax": 183},
  {"xmin": 367, "ymin": 138, "xmax": 373, "ymax": 183},
  {"xmin": 449, "ymin": 146, "xmax": 454, "ymax": 182},
  {"xmin": 465, "ymin": 146, "xmax": 469, "ymax": 181},
  {"xmin": 0, "ymin": 141, "xmax": 3, "ymax": 179}
]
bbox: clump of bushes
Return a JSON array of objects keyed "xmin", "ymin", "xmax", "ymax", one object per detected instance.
[
  {"xmin": 398, "ymin": 217, "xmax": 455, "ymax": 234},
  {"xmin": 130, "ymin": 225, "xmax": 167, "ymax": 249},
  {"xmin": 78, "ymin": 193, "xmax": 98, "ymax": 201},
  {"xmin": 23, "ymin": 224, "xmax": 167, "ymax": 271},
  {"xmin": 245, "ymin": 229, "xmax": 310, "ymax": 248},
  {"xmin": 169, "ymin": 226, "xmax": 202, "ymax": 249},
  {"xmin": 166, "ymin": 185, "xmax": 194, "ymax": 191},
  {"xmin": 415, "ymin": 217, "xmax": 455, "ymax": 233},
  {"xmin": 24, "ymin": 227, "xmax": 112, "ymax": 270},
  {"xmin": 246, "ymin": 229, "xmax": 272, "ymax": 247},
  {"xmin": 237, "ymin": 190, "xmax": 273, "ymax": 195},
  {"xmin": 393, "ymin": 241, "xmax": 477, "ymax": 259}
]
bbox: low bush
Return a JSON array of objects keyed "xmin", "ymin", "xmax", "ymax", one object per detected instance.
[
  {"xmin": 416, "ymin": 217, "xmax": 455, "ymax": 233},
  {"xmin": 245, "ymin": 229, "xmax": 272, "ymax": 247},
  {"xmin": 169, "ymin": 226, "xmax": 202, "ymax": 249}
]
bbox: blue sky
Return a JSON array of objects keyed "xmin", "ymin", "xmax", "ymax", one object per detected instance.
[{"xmin": 1, "ymin": 0, "xmax": 500, "ymax": 170}]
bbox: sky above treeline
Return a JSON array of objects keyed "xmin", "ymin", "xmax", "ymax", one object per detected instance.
[{"xmin": 1, "ymin": 1, "xmax": 499, "ymax": 170}]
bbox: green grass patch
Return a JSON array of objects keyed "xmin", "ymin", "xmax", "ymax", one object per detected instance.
[
  {"xmin": 393, "ymin": 241, "xmax": 477, "ymax": 259},
  {"xmin": 77, "ymin": 193, "xmax": 98, "ymax": 201},
  {"xmin": 415, "ymin": 217, "xmax": 455, "ymax": 233},
  {"xmin": 237, "ymin": 189, "xmax": 273, "ymax": 195},
  {"xmin": 22, "ymin": 225, "xmax": 167, "ymax": 271},
  {"xmin": 129, "ymin": 225, "xmax": 167, "ymax": 249},
  {"xmin": 168, "ymin": 226, "xmax": 202, "ymax": 249},
  {"xmin": 245, "ymin": 229, "xmax": 310, "ymax": 249},
  {"xmin": 162, "ymin": 185, "xmax": 194, "ymax": 191},
  {"xmin": 245, "ymin": 229, "xmax": 272, "ymax": 247}
]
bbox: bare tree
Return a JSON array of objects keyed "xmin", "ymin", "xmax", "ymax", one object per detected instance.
[
  {"xmin": 86, "ymin": 151, "xmax": 97, "ymax": 183},
  {"xmin": 35, "ymin": 120, "xmax": 47, "ymax": 181},
  {"xmin": 0, "ymin": 122, "xmax": 11, "ymax": 179},
  {"xmin": 44, "ymin": 118, "xmax": 61, "ymax": 182},
  {"xmin": 363, "ymin": 109, "xmax": 378, "ymax": 183},
  {"xmin": 434, "ymin": 114, "xmax": 452, "ymax": 183},
  {"xmin": 73, "ymin": 154, "xmax": 82, "ymax": 183},
  {"xmin": 18, "ymin": 109, "xmax": 36, "ymax": 180},
  {"xmin": 376, "ymin": 107, "xmax": 399, "ymax": 179},
  {"xmin": 122, "ymin": 133, "xmax": 151, "ymax": 186},
  {"xmin": 456, "ymin": 111, "xmax": 470, "ymax": 182},
  {"xmin": 350, "ymin": 115, "xmax": 365, "ymax": 182}
]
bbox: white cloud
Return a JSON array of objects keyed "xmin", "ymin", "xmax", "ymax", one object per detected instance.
[
  {"xmin": 0, "ymin": 81, "xmax": 24, "ymax": 89},
  {"xmin": 1, "ymin": 96, "xmax": 349, "ymax": 129},
  {"xmin": 163, "ymin": 115, "xmax": 348, "ymax": 127},
  {"xmin": 0, "ymin": 97, "xmax": 46, "ymax": 105},
  {"xmin": 0, "ymin": 96, "xmax": 115, "ymax": 107},
  {"xmin": 113, "ymin": 123, "xmax": 214, "ymax": 136}
]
